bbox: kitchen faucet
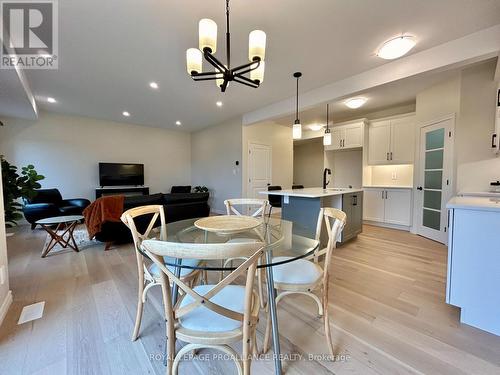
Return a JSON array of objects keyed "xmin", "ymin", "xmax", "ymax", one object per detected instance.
[{"xmin": 323, "ymin": 168, "xmax": 331, "ymax": 189}]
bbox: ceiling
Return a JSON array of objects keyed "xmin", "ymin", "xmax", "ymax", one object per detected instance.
[
  {"xmin": 5, "ymin": 0, "xmax": 500, "ymax": 131},
  {"xmin": 273, "ymin": 65, "xmax": 466, "ymax": 128}
]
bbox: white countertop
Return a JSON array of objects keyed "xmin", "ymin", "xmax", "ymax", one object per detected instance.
[
  {"xmin": 363, "ymin": 185, "xmax": 413, "ymax": 189},
  {"xmin": 459, "ymin": 191, "xmax": 500, "ymax": 198},
  {"xmin": 447, "ymin": 196, "xmax": 500, "ymax": 212},
  {"xmin": 260, "ymin": 187, "xmax": 363, "ymax": 198}
]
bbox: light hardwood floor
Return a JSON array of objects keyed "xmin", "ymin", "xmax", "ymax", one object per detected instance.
[{"xmin": 1, "ymin": 224, "xmax": 499, "ymax": 374}]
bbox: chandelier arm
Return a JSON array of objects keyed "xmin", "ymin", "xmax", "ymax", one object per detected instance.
[
  {"xmin": 232, "ymin": 59, "xmax": 260, "ymax": 75},
  {"xmin": 233, "ymin": 75, "xmax": 259, "ymax": 88},
  {"xmin": 191, "ymin": 71, "xmax": 224, "ymax": 78},
  {"xmin": 192, "ymin": 76, "xmax": 221, "ymax": 81},
  {"xmin": 204, "ymin": 51, "xmax": 227, "ymax": 72},
  {"xmin": 220, "ymin": 78, "xmax": 229, "ymax": 92}
]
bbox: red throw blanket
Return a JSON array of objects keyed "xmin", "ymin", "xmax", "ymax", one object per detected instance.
[{"xmin": 83, "ymin": 195, "xmax": 125, "ymax": 240}]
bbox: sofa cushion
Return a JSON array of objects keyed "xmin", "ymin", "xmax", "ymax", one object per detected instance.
[
  {"xmin": 29, "ymin": 189, "xmax": 63, "ymax": 205},
  {"xmin": 163, "ymin": 192, "xmax": 209, "ymax": 204},
  {"xmin": 124, "ymin": 193, "xmax": 164, "ymax": 209},
  {"xmin": 59, "ymin": 205, "xmax": 84, "ymax": 215},
  {"xmin": 171, "ymin": 186, "xmax": 192, "ymax": 193}
]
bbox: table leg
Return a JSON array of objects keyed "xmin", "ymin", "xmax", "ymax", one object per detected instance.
[
  {"xmin": 265, "ymin": 251, "xmax": 282, "ymax": 375},
  {"xmin": 164, "ymin": 257, "xmax": 182, "ymax": 367},
  {"xmin": 41, "ymin": 221, "xmax": 80, "ymax": 258}
]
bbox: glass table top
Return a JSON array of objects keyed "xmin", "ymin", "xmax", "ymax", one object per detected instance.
[{"xmin": 144, "ymin": 217, "xmax": 320, "ymax": 270}]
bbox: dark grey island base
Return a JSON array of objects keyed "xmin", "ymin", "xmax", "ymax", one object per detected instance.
[{"xmin": 262, "ymin": 188, "xmax": 363, "ymax": 245}]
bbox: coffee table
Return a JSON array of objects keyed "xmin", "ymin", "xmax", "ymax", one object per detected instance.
[{"xmin": 36, "ymin": 215, "xmax": 84, "ymax": 258}]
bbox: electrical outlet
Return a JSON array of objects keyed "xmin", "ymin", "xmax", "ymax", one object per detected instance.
[{"xmin": 391, "ymin": 171, "xmax": 397, "ymax": 180}]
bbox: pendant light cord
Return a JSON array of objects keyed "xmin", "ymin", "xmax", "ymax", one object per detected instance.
[
  {"xmin": 226, "ymin": 0, "xmax": 230, "ymax": 68},
  {"xmin": 295, "ymin": 76, "xmax": 299, "ymax": 122},
  {"xmin": 326, "ymin": 103, "xmax": 329, "ymax": 130}
]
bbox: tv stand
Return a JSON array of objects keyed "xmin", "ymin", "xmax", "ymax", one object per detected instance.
[{"xmin": 95, "ymin": 186, "xmax": 149, "ymax": 199}]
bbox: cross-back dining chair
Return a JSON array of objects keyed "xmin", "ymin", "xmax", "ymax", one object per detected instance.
[
  {"xmin": 262, "ymin": 207, "xmax": 346, "ymax": 356},
  {"xmin": 223, "ymin": 198, "xmax": 269, "ymax": 308},
  {"xmin": 142, "ymin": 239, "xmax": 265, "ymax": 375},
  {"xmin": 120, "ymin": 205, "xmax": 202, "ymax": 341}
]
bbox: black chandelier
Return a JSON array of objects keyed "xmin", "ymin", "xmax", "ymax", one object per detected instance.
[{"xmin": 186, "ymin": 0, "xmax": 266, "ymax": 92}]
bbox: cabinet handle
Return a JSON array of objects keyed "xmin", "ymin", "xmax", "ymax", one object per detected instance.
[
  {"xmin": 352, "ymin": 195, "xmax": 357, "ymax": 206},
  {"xmin": 386, "ymin": 152, "xmax": 389, "ymax": 160},
  {"xmin": 390, "ymin": 152, "xmax": 393, "ymax": 160},
  {"xmin": 381, "ymin": 191, "xmax": 384, "ymax": 199},
  {"xmin": 385, "ymin": 191, "xmax": 388, "ymax": 199},
  {"xmin": 340, "ymin": 139, "xmax": 342, "ymax": 147},
  {"xmin": 492, "ymin": 134, "xmax": 497, "ymax": 148}
]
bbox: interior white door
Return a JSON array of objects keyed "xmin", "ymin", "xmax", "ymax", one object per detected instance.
[
  {"xmin": 363, "ymin": 189, "xmax": 385, "ymax": 222},
  {"xmin": 248, "ymin": 143, "xmax": 272, "ymax": 201},
  {"xmin": 390, "ymin": 116, "xmax": 415, "ymax": 164},
  {"xmin": 416, "ymin": 117, "xmax": 454, "ymax": 244},
  {"xmin": 368, "ymin": 120, "xmax": 391, "ymax": 164},
  {"xmin": 344, "ymin": 124, "xmax": 363, "ymax": 148},
  {"xmin": 384, "ymin": 189, "xmax": 412, "ymax": 226}
]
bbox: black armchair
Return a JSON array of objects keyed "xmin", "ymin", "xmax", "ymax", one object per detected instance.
[{"xmin": 23, "ymin": 189, "xmax": 91, "ymax": 229}]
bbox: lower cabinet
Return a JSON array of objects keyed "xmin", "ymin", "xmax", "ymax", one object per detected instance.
[
  {"xmin": 342, "ymin": 192, "xmax": 363, "ymax": 242},
  {"xmin": 363, "ymin": 188, "xmax": 412, "ymax": 227}
]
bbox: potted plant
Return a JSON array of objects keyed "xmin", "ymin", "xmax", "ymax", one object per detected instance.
[{"xmin": 1, "ymin": 155, "xmax": 45, "ymax": 228}]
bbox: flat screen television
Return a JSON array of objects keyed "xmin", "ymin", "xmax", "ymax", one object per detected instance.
[{"xmin": 99, "ymin": 163, "xmax": 144, "ymax": 186}]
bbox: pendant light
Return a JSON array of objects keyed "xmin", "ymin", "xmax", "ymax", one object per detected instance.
[
  {"xmin": 292, "ymin": 72, "xmax": 302, "ymax": 139},
  {"xmin": 323, "ymin": 103, "xmax": 332, "ymax": 146}
]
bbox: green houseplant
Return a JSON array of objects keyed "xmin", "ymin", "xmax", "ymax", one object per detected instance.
[{"xmin": 1, "ymin": 156, "xmax": 45, "ymax": 227}]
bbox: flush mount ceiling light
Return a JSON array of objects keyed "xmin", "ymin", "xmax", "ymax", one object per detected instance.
[
  {"xmin": 292, "ymin": 72, "xmax": 302, "ymax": 140},
  {"xmin": 323, "ymin": 104, "xmax": 332, "ymax": 146},
  {"xmin": 47, "ymin": 97, "xmax": 56, "ymax": 103},
  {"xmin": 344, "ymin": 97, "xmax": 367, "ymax": 109},
  {"xmin": 149, "ymin": 82, "xmax": 159, "ymax": 89},
  {"xmin": 377, "ymin": 35, "xmax": 416, "ymax": 60},
  {"xmin": 186, "ymin": 0, "xmax": 266, "ymax": 92},
  {"xmin": 175, "ymin": 121, "xmax": 181, "ymax": 126},
  {"xmin": 122, "ymin": 111, "xmax": 130, "ymax": 117},
  {"xmin": 308, "ymin": 123, "xmax": 324, "ymax": 131}
]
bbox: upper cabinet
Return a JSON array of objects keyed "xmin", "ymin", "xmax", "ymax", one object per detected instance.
[
  {"xmin": 368, "ymin": 114, "xmax": 415, "ymax": 165},
  {"xmin": 325, "ymin": 120, "xmax": 366, "ymax": 151}
]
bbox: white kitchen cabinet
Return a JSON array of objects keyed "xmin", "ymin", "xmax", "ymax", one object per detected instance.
[
  {"xmin": 363, "ymin": 188, "xmax": 412, "ymax": 227},
  {"xmin": 325, "ymin": 120, "xmax": 366, "ymax": 151},
  {"xmin": 363, "ymin": 189, "xmax": 385, "ymax": 222},
  {"xmin": 368, "ymin": 114, "xmax": 415, "ymax": 165},
  {"xmin": 384, "ymin": 189, "xmax": 412, "ymax": 226}
]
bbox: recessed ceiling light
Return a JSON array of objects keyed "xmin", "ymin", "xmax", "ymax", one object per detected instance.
[
  {"xmin": 308, "ymin": 124, "xmax": 324, "ymax": 131},
  {"xmin": 47, "ymin": 97, "xmax": 56, "ymax": 103},
  {"xmin": 216, "ymin": 101, "xmax": 223, "ymax": 107},
  {"xmin": 377, "ymin": 36, "xmax": 416, "ymax": 60},
  {"xmin": 175, "ymin": 121, "xmax": 181, "ymax": 126},
  {"xmin": 344, "ymin": 97, "xmax": 367, "ymax": 109},
  {"xmin": 149, "ymin": 82, "xmax": 159, "ymax": 89},
  {"xmin": 122, "ymin": 111, "xmax": 130, "ymax": 117}
]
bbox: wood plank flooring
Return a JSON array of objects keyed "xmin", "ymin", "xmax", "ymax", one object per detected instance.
[{"xmin": 1, "ymin": 224, "xmax": 499, "ymax": 374}]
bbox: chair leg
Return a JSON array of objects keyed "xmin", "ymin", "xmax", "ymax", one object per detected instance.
[
  {"xmin": 131, "ymin": 272, "xmax": 145, "ymax": 341},
  {"xmin": 104, "ymin": 241, "xmax": 113, "ymax": 251},
  {"xmin": 323, "ymin": 295, "xmax": 335, "ymax": 357},
  {"xmin": 262, "ymin": 308, "xmax": 272, "ymax": 354},
  {"xmin": 242, "ymin": 326, "xmax": 251, "ymax": 375}
]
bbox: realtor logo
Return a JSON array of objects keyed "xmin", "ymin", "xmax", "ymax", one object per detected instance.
[{"xmin": 1, "ymin": 0, "xmax": 58, "ymax": 69}]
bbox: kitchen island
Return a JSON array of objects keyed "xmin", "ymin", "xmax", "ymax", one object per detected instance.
[{"xmin": 261, "ymin": 187, "xmax": 363, "ymax": 243}]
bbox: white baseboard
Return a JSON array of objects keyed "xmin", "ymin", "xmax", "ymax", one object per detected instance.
[
  {"xmin": 0, "ymin": 290, "xmax": 13, "ymax": 327},
  {"xmin": 363, "ymin": 220, "xmax": 411, "ymax": 232}
]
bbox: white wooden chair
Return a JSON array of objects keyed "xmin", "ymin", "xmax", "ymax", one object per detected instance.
[
  {"xmin": 120, "ymin": 205, "xmax": 202, "ymax": 341},
  {"xmin": 262, "ymin": 207, "xmax": 346, "ymax": 356},
  {"xmin": 142, "ymin": 239, "xmax": 265, "ymax": 375},
  {"xmin": 224, "ymin": 198, "xmax": 269, "ymax": 308}
]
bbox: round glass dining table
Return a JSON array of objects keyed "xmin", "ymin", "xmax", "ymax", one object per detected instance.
[{"xmin": 150, "ymin": 216, "xmax": 319, "ymax": 375}]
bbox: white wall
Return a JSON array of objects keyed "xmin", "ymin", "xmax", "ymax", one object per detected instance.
[
  {"xmin": 293, "ymin": 138, "xmax": 324, "ymax": 187},
  {"xmin": 0, "ymin": 167, "xmax": 12, "ymax": 326},
  {"xmin": 324, "ymin": 149, "xmax": 363, "ymax": 188},
  {"xmin": 191, "ymin": 118, "xmax": 242, "ymax": 214},
  {"xmin": 242, "ymin": 121, "xmax": 293, "ymax": 196},
  {"xmin": 456, "ymin": 60, "xmax": 498, "ymax": 192},
  {"xmin": 0, "ymin": 112, "xmax": 191, "ymax": 200}
]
